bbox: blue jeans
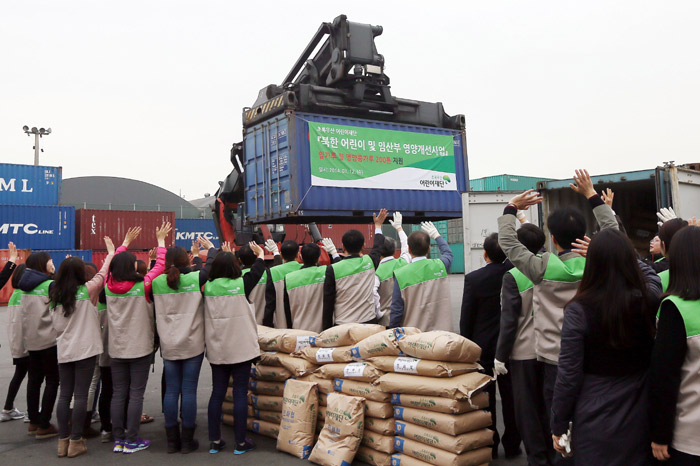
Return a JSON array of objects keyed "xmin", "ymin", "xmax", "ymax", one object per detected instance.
[
  {"xmin": 163, "ymin": 353, "xmax": 204, "ymax": 428},
  {"xmin": 207, "ymin": 361, "xmax": 251, "ymax": 444}
]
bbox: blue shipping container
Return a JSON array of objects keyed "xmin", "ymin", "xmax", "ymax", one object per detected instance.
[
  {"xmin": 0, "ymin": 205, "xmax": 75, "ymax": 250},
  {"xmin": 47, "ymin": 250, "xmax": 93, "ymax": 270},
  {"xmin": 244, "ymin": 112, "xmax": 468, "ymax": 223},
  {"xmin": 174, "ymin": 218, "xmax": 220, "ymax": 248},
  {"xmin": 0, "ymin": 163, "xmax": 62, "ymax": 206}
]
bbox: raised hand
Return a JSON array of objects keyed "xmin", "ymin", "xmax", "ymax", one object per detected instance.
[
  {"xmin": 389, "ymin": 211, "xmax": 403, "ymax": 231},
  {"xmin": 656, "ymin": 207, "xmax": 678, "ymax": 227},
  {"xmin": 572, "ymin": 235, "xmax": 591, "ymax": 257},
  {"xmin": 148, "ymin": 247, "xmax": 157, "ymax": 261},
  {"xmin": 197, "ymin": 236, "xmax": 214, "ymax": 250},
  {"xmin": 122, "ymin": 226, "xmax": 142, "ymax": 248},
  {"xmin": 8, "ymin": 242, "xmax": 17, "ymax": 264},
  {"xmin": 104, "ymin": 237, "xmax": 115, "ymax": 255},
  {"xmin": 321, "ymin": 238, "xmax": 337, "ymax": 256},
  {"xmin": 570, "ymin": 169, "xmax": 596, "ymax": 198},
  {"xmin": 156, "ymin": 222, "xmax": 172, "ymax": 247},
  {"xmin": 249, "ymin": 241, "xmax": 264, "ymax": 259},
  {"xmin": 601, "ymin": 188, "xmax": 614, "ymax": 209},
  {"xmin": 508, "ymin": 189, "xmax": 542, "ymax": 211},
  {"xmin": 421, "ymin": 221, "xmax": 440, "ymax": 240},
  {"xmin": 373, "ymin": 208, "xmax": 388, "ymax": 229},
  {"xmin": 264, "ymin": 238, "xmax": 279, "ymax": 255},
  {"xmin": 221, "ymin": 242, "xmax": 232, "ymax": 253}
]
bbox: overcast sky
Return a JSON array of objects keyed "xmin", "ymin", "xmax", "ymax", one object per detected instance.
[{"xmin": 3, "ymin": 1, "xmax": 699, "ymax": 202}]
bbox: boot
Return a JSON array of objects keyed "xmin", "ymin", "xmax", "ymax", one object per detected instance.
[
  {"xmin": 67, "ymin": 438, "xmax": 87, "ymax": 458},
  {"xmin": 180, "ymin": 425, "xmax": 199, "ymax": 454},
  {"xmin": 165, "ymin": 424, "xmax": 181, "ymax": 454},
  {"xmin": 57, "ymin": 437, "xmax": 69, "ymax": 457}
]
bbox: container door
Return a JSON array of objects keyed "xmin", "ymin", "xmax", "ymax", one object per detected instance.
[
  {"xmin": 669, "ymin": 167, "xmax": 700, "ymax": 219},
  {"xmin": 463, "ymin": 191, "xmax": 540, "ymax": 273}
]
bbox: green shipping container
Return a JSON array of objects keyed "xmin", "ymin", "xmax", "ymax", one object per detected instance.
[
  {"xmin": 428, "ymin": 242, "xmax": 464, "ymax": 274},
  {"xmin": 470, "ymin": 174, "xmax": 551, "ymax": 192}
]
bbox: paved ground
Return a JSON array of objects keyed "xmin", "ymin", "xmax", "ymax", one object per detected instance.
[{"xmin": 0, "ymin": 275, "xmax": 528, "ymax": 465}]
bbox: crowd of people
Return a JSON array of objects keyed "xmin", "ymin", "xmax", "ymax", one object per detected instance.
[{"xmin": 0, "ymin": 168, "xmax": 698, "ymax": 465}]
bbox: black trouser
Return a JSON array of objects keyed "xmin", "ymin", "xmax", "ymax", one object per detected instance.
[
  {"xmin": 27, "ymin": 346, "xmax": 60, "ymax": 428},
  {"xmin": 511, "ymin": 359, "xmax": 555, "ymax": 466},
  {"xmin": 4, "ymin": 357, "xmax": 29, "ymax": 410},
  {"xmin": 57, "ymin": 356, "xmax": 97, "ymax": 440},
  {"xmin": 98, "ymin": 366, "xmax": 113, "ymax": 433},
  {"xmin": 111, "ymin": 354, "xmax": 151, "ymax": 442},
  {"xmin": 668, "ymin": 448, "xmax": 700, "ymax": 466},
  {"xmin": 482, "ymin": 361, "xmax": 521, "ymax": 456},
  {"xmin": 543, "ymin": 362, "xmax": 572, "ymax": 466}
]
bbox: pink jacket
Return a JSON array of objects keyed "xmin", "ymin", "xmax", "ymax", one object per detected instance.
[
  {"xmin": 106, "ymin": 246, "xmax": 166, "ymax": 302},
  {"xmin": 85, "ymin": 250, "xmax": 115, "ymax": 306}
]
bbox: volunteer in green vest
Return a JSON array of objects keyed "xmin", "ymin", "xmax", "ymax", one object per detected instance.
[
  {"xmin": 2, "ymin": 253, "xmax": 29, "ymax": 424},
  {"xmin": 263, "ymin": 240, "xmax": 300, "ymax": 328},
  {"xmin": 237, "ymin": 239, "xmax": 282, "ymax": 325},
  {"xmin": 649, "ymin": 235, "xmax": 667, "ymax": 273},
  {"xmin": 494, "ymin": 224, "xmax": 554, "ymax": 466},
  {"xmin": 656, "ymin": 217, "xmax": 689, "ymax": 292},
  {"xmin": 374, "ymin": 211, "xmax": 409, "ymax": 327},
  {"xmin": 49, "ymin": 236, "xmax": 116, "ymax": 458},
  {"xmin": 204, "ymin": 241, "xmax": 265, "ymax": 455},
  {"xmin": 18, "ymin": 251, "xmax": 58, "ymax": 438},
  {"xmin": 389, "ymin": 221, "xmax": 454, "ymax": 332},
  {"xmin": 321, "ymin": 209, "xmax": 387, "ymax": 330},
  {"xmin": 105, "ymin": 223, "xmax": 170, "ymax": 454},
  {"xmin": 152, "ymin": 236, "xmax": 216, "ymax": 454},
  {"xmin": 651, "ymin": 226, "xmax": 700, "ymax": 464},
  {"xmin": 497, "ymin": 169, "xmax": 618, "ymax": 463},
  {"xmin": 284, "ymin": 243, "xmax": 327, "ymax": 332}
]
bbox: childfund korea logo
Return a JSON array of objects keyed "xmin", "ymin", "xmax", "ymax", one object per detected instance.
[{"xmin": 419, "ymin": 174, "xmax": 452, "ymax": 189}]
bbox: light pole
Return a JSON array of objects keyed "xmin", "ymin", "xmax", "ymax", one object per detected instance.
[{"xmin": 22, "ymin": 125, "xmax": 51, "ymax": 166}]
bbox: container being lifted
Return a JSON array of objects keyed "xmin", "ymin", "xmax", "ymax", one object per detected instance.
[{"xmin": 215, "ymin": 14, "xmax": 468, "ymax": 229}]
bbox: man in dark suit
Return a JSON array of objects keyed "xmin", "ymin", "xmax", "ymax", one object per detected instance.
[{"xmin": 460, "ymin": 233, "xmax": 521, "ymax": 459}]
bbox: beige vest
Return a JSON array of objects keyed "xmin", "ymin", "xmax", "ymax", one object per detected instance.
[
  {"xmin": 52, "ymin": 285, "xmax": 103, "ymax": 364},
  {"xmin": 21, "ymin": 280, "xmax": 56, "ymax": 351},
  {"xmin": 285, "ymin": 266, "xmax": 327, "ymax": 333},
  {"xmin": 332, "ymin": 256, "xmax": 376, "ymax": 324},
  {"xmin": 7, "ymin": 290, "xmax": 28, "ymax": 358},
  {"xmin": 203, "ymin": 277, "xmax": 260, "ymax": 365},
  {"xmin": 270, "ymin": 261, "xmax": 303, "ymax": 328},
  {"xmin": 106, "ymin": 282, "xmax": 155, "ymax": 359},
  {"xmin": 152, "ymin": 272, "xmax": 205, "ymax": 360},
  {"xmin": 395, "ymin": 259, "xmax": 454, "ymax": 332}
]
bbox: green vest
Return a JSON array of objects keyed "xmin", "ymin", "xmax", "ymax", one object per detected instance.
[
  {"xmin": 105, "ymin": 281, "xmax": 153, "ymax": 359},
  {"xmin": 50, "ymin": 284, "xmax": 89, "ymax": 309},
  {"xmin": 332, "ymin": 255, "xmax": 373, "ymax": 280},
  {"xmin": 542, "ymin": 254, "xmax": 586, "ymax": 283},
  {"xmin": 152, "ymin": 271, "xmax": 201, "ymax": 295},
  {"xmin": 241, "ymin": 268, "xmax": 267, "ymax": 285},
  {"xmin": 285, "ymin": 266, "xmax": 328, "ymax": 290},
  {"xmin": 393, "ymin": 259, "xmax": 453, "ymax": 331},
  {"xmin": 376, "ymin": 258, "xmax": 408, "ymax": 282},
  {"xmin": 203, "ymin": 276, "xmax": 246, "ymax": 297},
  {"xmin": 659, "ymin": 270, "xmax": 669, "ymax": 293},
  {"xmin": 661, "ymin": 296, "xmax": 700, "ymax": 337},
  {"xmin": 394, "ymin": 259, "xmax": 447, "ymax": 290},
  {"xmin": 8, "ymin": 288, "xmax": 23, "ymax": 306},
  {"xmin": 270, "ymin": 261, "xmax": 302, "ymax": 283},
  {"xmin": 105, "ymin": 281, "xmax": 147, "ymax": 298}
]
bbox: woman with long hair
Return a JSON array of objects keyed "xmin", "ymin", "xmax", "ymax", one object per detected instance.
[
  {"xmin": 204, "ymin": 241, "xmax": 265, "ymax": 455},
  {"xmin": 151, "ymin": 237, "xmax": 216, "ymax": 454},
  {"xmin": 50, "ymin": 236, "xmax": 116, "ymax": 458},
  {"xmin": 18, "ymin": 250, "xmax": 58, "ymax": 438},
  {"xmin": 550, "ymin": 229, "xmax": 662, "ymax": 465},
  {"xmin": 105, "ymin": 223, "xmax": 170, "ymax": 454},
  {"xmin": 650, "ymin": 226, "xmax": 700, "ymax": 464}
]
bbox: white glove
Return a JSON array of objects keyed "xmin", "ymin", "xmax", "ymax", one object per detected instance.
[
  {"xmin": 657, "ymin": 207, "xmax": 678, "ymax": 227},
  {"xmin": 421, "ymin": 221, "xmax": 440, "ymax": 240},
  {"xmin": 516, "ymin": 210, "xmax": 528, "ymax": 224},
  {"xmin": 321, "ymin": 238, "xmax": 337, "ymax": 256},
  {"xmin": 558, "ymin": 423, "xmax": 573, "ymax": 456},
  {"xmin": 494, "ymin": 359, "xmax": 508, "ymax": 376},
  {"xmin": 389, "ymin": 211, "xmax": 403, "ymax": 230},
  {"xmin": 264, "ymin": 239, "xmax": 279, "ymax": 255}
]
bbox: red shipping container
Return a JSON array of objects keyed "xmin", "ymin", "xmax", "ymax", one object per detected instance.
[
  {"xmin": 317, "ymin": 224, "xmax": 375, "ymax": 254},
  {"xmin": 76, "ymin": 209, "xmax": 175, "ymax": 250},
  {"xmin": 92, "ymin": 250, "xmax": 153, "ymax": 271},
  {"xmin": 0, "ymin": 248, "xmax": 31, "ymax": 306}
]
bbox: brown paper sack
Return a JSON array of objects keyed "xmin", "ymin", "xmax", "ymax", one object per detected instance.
[
  {"xmin": 222, "ymin": 413, "xmax": 235, "ymax": 427},
  {"xmin": 319, "ymin": 392, "xmax": 327, "ymax": 406},
  {"xmin": 251, "ymin": 408, "xmax": 282, "ymax": 424},
  {"xmin": 298, "ymin": 373, "xmax": 335, "ymax": 394},
  {"xmin": 248, "ymin": 393, "xmax": 284, "ymax": 412},
  {"xmin": 308, "ymin": 393, "xmax": 365, "ymax": 466},
  {"xmin": 298, "ymin": 346, "xmax": 356, "ymax": 364},
  {"xmin": 390, "ymin": 391, "xmax": 489, "ymax": 414},
  {"xmin": 318, "ymin": 405, "xmax": 327, "ymax": 421},
  {"xmin": 350, "ymin": 327, "xmax": 422, "ymax": 359},
  {"xmin": 259, "ymin": 351, "xmax": 318, "ymax": 377},
  {"xmin": 225, "ymin": 386, "xmax": 234, "ymax": 401},
  {"xmin": 314, "ymin": 323, "xmax": 386, "ymax": 347},
  {"xmin": 365, "ymin": 417, "xmax": 395, "ymax": 436},
  {"xmin": 259, "ymin": 351, "xmax": 284, "ymax": 366},
  {"xmin": 251, "ymin": 364, "xmax": 293, "ymax": 382},
  {"xmin": 258, "ymin": 328, "xmax": 318, "ymax": 353},
  {"xmin": 375, "ymin": 372, "xmax": 493, "ymax": 403},
  {"xmin": 222, "ymin": 401, "xmax": 234, "ymax": 415},
  {"xmin": 397, "ymin": 331, "xmax": 481, "ymax": 363},
  {"xmin": 365, "ymin": 399, "xmax": 394, "ymax": 419},
  {"xmin": 356, "ymin": 445, "xmax": 393, "ymax": 466},
  {"xmin": 367, "ymin": 356, "xmax": 481, "ymax": 378},
  {"xmin": 394, "ymin": 438, "xmax": 492, "ymax": 466},
  {"xmin": 393, "ymin": 406, "xmax": 492, "ymax": 436},
  {"xmin": 247, "ymin": 418, "xmax": 280, "ymax": 439},
  {"xmin": 395, "ymin": 421, "xmax": 493, "ymax": 454},
  {"xmin": 317, "ymin": 362, "xmax": 385, "ymax": 383},
  {"xmin": 277, "ymin": 380, "xmax": 318, "ymax": 459},
  {"xmin": 249, "ymin": 379, "xmax": 286, "ymax": 396},
  {"xmin": 333, "ymin": 378, "xmax": 392, "ymax": 402},
  {"xmin": 361, "ymin": 429, "xmax": 395, "ymax": 454}
]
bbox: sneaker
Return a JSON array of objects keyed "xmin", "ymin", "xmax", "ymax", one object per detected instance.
[
  {"xmin": 91, "ymin": 411, "xmax": 100, "ymax": 424},
  {"xmin": 101, "ymin": 431, "xmax": 113, "ymax": 443},
  {"xmin": 23, "ymin": 412, "xmax": 30, "ymax": 423},
  {"xmin": 123, "ymin": 438, "xmax": 151, "ymax": 454},
  {"xmin": 1, "ymin": 408, "xmax": 25, "ymax": 421},
  {"xmin": 112, "ymin": 440, "xmax": 124, "ymax": 453},
  {"xmin": 209, "ymin": 439, "xmax": 226, "ymax": 454},
  {"xmin": 36, "ymin": 424, "xmax": 59, "ymax": 439},
  {"xmin": 233, "ymin": 438, "xmax": 255, "ymax": 455}
]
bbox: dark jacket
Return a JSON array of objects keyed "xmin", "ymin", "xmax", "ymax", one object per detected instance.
[
  {"xmin": 0, "ymin": 260, "xmax": 17, "ymax": 291},
  {"xmin": 459, "ymin": 260, "xmax": 513, "ymax": 364},
  {"xmin": 18, "ymin": 268, "xmax": 51, "ymax": 292}
]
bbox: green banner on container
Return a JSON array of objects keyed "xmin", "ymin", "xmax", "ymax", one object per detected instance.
[{"xmin": 309, "ymin": 122, "xmax": 457, "ymax": 191}]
